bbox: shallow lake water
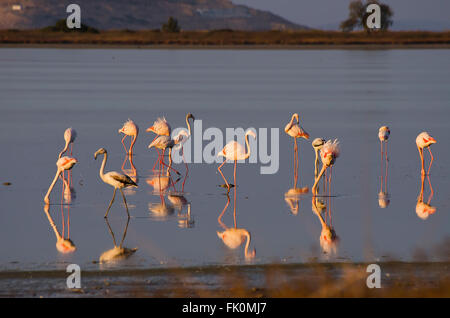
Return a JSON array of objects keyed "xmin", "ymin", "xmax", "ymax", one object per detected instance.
[{"xmin": 0, "ymin": 48, "xmax": 449, "ymax": 273}]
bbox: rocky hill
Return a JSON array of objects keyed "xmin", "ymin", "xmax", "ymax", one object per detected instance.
[{"xmin": 0, "ymin": 0, "xmax": 308, "ymax": 30}]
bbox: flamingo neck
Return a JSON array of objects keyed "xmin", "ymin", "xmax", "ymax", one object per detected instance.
[
  {"xmin": 44, "ymin": 205, "xmax": 62, "ymax": 240},
  {"xmin": 244, "ymin": 132, "xmax": 252, "ymax": 160},
  {"xmin": 58, "ymin": 141, "xmax": 70, "ymax": 159},
  {"xmin": 312, "ymin": 164, "xmax": 327, "ymax": 195},
  {"xmin": 44, "ymin": 168, "xmax": 62, "ymax": 204},
  {"xmin": 186, "ymin": 115, "xmax": 193, "ymax": 136},
  {"xmin": 99, "ymin": 153, "xmax": 108, "ymax": 181},
  {"xmin": 243, "ymin": 231, "xmax": 251, "ymax": 256}
]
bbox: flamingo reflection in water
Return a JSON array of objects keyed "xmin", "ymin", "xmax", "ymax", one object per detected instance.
[
  {"xmin": 217, "ymin": 191, "xmax": 255, "ymax": 261},
  {"xmin": 311, "ymin": 196, "xmax": 339, "ymax": 256},
  {"xmin": 378, "ymin": 126, "xmax": 390, "ymax": 208},
  {"xmin": 43, "ymin": 204, "xmax": 76, "ymax": 254},
  {"xmin": 99, "ymin": 217, "xmax": 137, "ymax": 264},
  {"xmin": 416, "ymin": 173, "xmax": 436, "ymax": 220}
]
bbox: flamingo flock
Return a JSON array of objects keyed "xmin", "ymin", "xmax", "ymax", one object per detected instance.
[{"xmin": 43, "ymin": 113, "xmax": 437, "ymax": 225}]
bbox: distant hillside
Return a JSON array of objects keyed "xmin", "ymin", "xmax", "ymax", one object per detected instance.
[{"xmin": 0, "ymin": 0, "xmax": 309, "ymax": 30}]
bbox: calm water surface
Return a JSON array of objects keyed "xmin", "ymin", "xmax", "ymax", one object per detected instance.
[{"xmin": 0, "ymin": 48, "xmax": 449, "ymax": 272}]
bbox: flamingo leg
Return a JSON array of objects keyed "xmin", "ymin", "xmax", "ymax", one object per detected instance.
[
  {"xmin": 312, "ymin": 165, "xmax": 327, "ymax": 195},
  {"xmin": 160, "ymin": 150, "xmax": 181, "ymax": 175},
  {"xmin": 119, "ymin": 188, "xmax": 130, "ymax": 218},
  {"xmin": 218, "ymin": 160, "xmax": 230, "ymax": 191},
  {"xmin": 384, "ymin": 141, "xmax": 389, "ymax": 193},
  {"xmin": 233, "ymin": 159, "xmax": 237, "ymax": 228},
  {"xmin": 104, "ymin": 188, "xmax": 117, "ymax": 218},
  {"xmin": 418, "ymin": 146, "xmax": 425, "ymax": 175},
  {"xmin": 121, "ymin": 135, "xmax": 128, "ymax": 154},
  {"xmin": 293, "ymin": 138, "xmax": 298, "ymax": 188},
  {"xmin": 427, "ymin": 147, "xmax": 434, "ymax": 176},
  {"xmin": 152, "ymin": 149, "xmax": 161, "ymax": 171}
]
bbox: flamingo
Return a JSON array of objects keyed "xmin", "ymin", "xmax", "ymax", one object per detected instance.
[
  {"xmin": 217, "ymin": 129, "xmax": 256, "ymax": 191},
  {"xmin": 173, "ymin": 113, "xmax": 195, "ymax": 172},
  {"xmin": 44, "ymin": 156, "xmax": 78, "ymax": 204},
  {"xmin": 146, "ymin": 117, "xmax": 171, "ymax": 136},
  {"xmin": 312, "ymin": 138, "xmax": 325, "ymax": 179},
  {"xmin": 312, "ymin": 139, "xmax": 340, "ymax": 195},
  {"xmin": 378, "ymin": 126, "xmax": 390, "ymax": 207},
  {"xmin": 94, "ymin": 148, "xmax": 138, "ymax": 218},
  {"xmin": 148, "ymin": 134, "xmax": 184, "ymax": 176},
  {"xmin": 58, "ymin": 127, "xmax": 77, "ymax": 186},
  {"xmin": 58, "ymin": 128, "xmax": 77, "ymax": 158},
  {"xmin": 147, "ymin": 117, "xmax": 172, "ymax": 170},
  {"xmin": 118, "ymin": 119, "xmax": 139, "ymax": 156},
  {"xmin": 416, "ymin": 132, "xmax": 436, "ymax": 176},
  {"xmin": 285, "ymin": 113, "xmax": 309, "ymax": 188}
]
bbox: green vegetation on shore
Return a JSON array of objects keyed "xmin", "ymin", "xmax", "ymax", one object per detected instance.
[{"xmin": 1, "ymin": 29, "xmax": 449, "ymax": 47}]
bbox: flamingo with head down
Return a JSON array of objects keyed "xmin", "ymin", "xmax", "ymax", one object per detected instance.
[{"xmin": 416, "ymin": 132, "xmax": 436, "ymax": 176}]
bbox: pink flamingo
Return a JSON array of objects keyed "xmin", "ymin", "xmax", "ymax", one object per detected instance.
[
  {"xmin": 285, "ymin": 113, "xmax": 309, "ymax": 188},
  {"xmin": 312, "ymin": 139, "xmax": 340, "ymax": 195},
  {"xmin": 378, "ymin": 126, "xmax": 390, "ymax": 208},
  {"xmin": 217, "ymin": 130, "xmax": 256, "ymax": 192},
  {"xmin": 118, "ymin": 119, "xmax": 139, "ymax": 155},
  {"xmin": 147, "ymin": 117, "xmax": 172, "ymax": 170},
  {"xmin": 94, "ymin": 148, "xmax": 138, "ymax": 218},
  {"xmin": 148, "ymin": 134, "xmax": 185, "ymax": 176},
  {"xmin": 44, "ymin": 156, "xmax": 78, "ymax": 204},
  {"xmin": 416, "ymin": 132, "xmax": 436, "ymax": 176}
]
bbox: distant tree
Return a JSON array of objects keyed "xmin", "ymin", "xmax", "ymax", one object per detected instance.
[
  {"xmin": 340, "ymin": 0, "xmax": 393, "ymax": 32},
  {"xmin": 162, "ymin": 17, "xmax": 180, "ymax": 33}
]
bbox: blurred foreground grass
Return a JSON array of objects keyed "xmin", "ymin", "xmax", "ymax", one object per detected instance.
[{"xmin": 1, "ymin": 262, "xmax": 449, "ymax": 297}]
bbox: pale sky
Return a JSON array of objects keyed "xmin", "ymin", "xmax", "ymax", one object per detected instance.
[{"xmin": 232, "ymin": 0, "xmax": 450, "ymax": 30}]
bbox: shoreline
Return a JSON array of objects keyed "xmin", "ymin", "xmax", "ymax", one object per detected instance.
[
  {"xmin": 2, "ymin": 43, "xmax": 450, "ymax": 50},
  {"xmin": 1, "ymin": 261, "xmax": 449, "ymax": 297}
]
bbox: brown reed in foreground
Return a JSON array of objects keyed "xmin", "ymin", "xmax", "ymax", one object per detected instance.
[
  {"xmin": 2, "ymin": 261, "xmax": 448, "ymax": 297},
  {"xmin": 1, "ymin": 30, "xmax": 450, "ymax": 47}
]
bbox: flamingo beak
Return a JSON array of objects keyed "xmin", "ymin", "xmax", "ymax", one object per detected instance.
[
  {"xmin": 146, "ymin": 126, "xmax": 154, "ymax": 132},
  {"xmin": 300, "ymin": 132, "xmax": 310, "ymax": 139}
]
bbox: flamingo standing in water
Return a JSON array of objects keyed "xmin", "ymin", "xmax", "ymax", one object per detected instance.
[
  {"xmin": 94, "ymin": 148, "xmax": 138, "ymax": 218},
  {"xmin": 173, "ymin": 113, "xmax": 195, "ymax": 173},
  {"xmin": 312, "ymin": 139, "xmax": 340, "ymax": 195},
  {"xmin": 148, "ymin": 133, "xmax": 185, "ymax": 176},
  {"xmin": 378, "ymin": 126, "xmax": 390, "ymax": 208},
  {"xmin": 217, "ymin": 129, "xmax": 256, "ymax": 192},
  {"xmin": 285, "ymin": 113, "xmax": 309, "ymax": 188},
  {"xmin": 44, "ymin": 156, "xmax": 78, "ymax": 204},
  {"xmin": 416, "ymin": 132, "xmax": 436, "ymax": 176},
  {"xmin": 118, "ymin": 119, "xmax": 139, "ymax": 155},
  {"xmin": 58, "ymin": 128, "xmax": 77, "ymax": 186},
  {"xmin": 147, "ymin": 117, "xmax": 171, "ymax": 170}
]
